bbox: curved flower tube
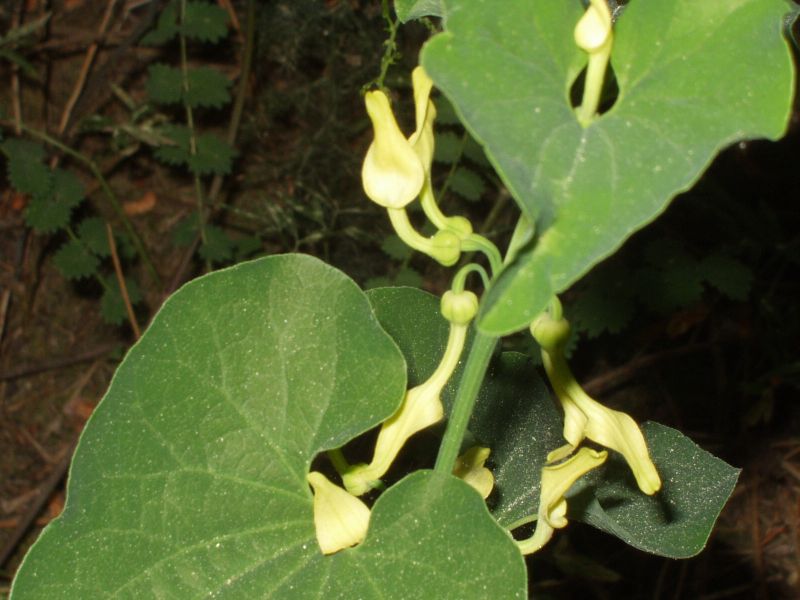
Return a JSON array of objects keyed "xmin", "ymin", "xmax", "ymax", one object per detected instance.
[
  {"xmin": 531, "ymin": 312, "xmax": 662, "ymax": 496},
  {"xmin": 574, "ymin": 0, "xmax": 614, "ymax": 126},
  {"xmin": 517, "ymin": 446, "xmax": 608, "ymax": 555},
  {"xmin": 453, "ymin": 446, "xmax": 494, "ymax": 499},
  {"xmin": 343, "ymin": 291, "xmax": 478, "ymax": 495}
]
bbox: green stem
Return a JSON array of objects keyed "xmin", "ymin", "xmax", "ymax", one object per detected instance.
[
  {"xmin": 434, "ymin": 331, "xmax": 498, "ymax": 473},
  {"xmin": 461, "ymin": 233, "xmax": 502, "ymax": 275},
  {"xmin": 576, "ymin": 48, "xmax": 611, "ymax": 127},
  {"xmin": 179, "ymin": 0, "xmax": 209, "ymax": 264},
  {"xmin": 19, "ymin": 123, "xmax": 160, "ymax": 285},
  {"xmin": 452, "ymin": 263, "xmax": 490, "ymax": 293}
]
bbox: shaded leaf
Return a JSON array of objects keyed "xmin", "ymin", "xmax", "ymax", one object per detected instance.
[
  {"xmin": 77, "ymin": 217, "xmax": 111, "ymax": 257},
  {"xmin": 146, "ymin": 63, "xmax": 182, "ymax": 104},
  {"xmin": 449, "ymin": 166, "xmax": 485, "ymax": 202},
  {"xmin": 141, "ymin": 0, "xmax": 179, "ymax": 45},
  {"xmin": 380, "ymin": 233, "xmax": 413, "ymax": 260},
  {"xmin": 182, "ymin": 1, "xmax": 229, "ymax": 43},
  {"xmin": 53, "ymin": 240, "xmax": 99, "ymax": 280},
  {"xmin": 198, "ymin": 223, "xmax": 234, "ymax": 263},
  {"xmin": 433, "ymin": 131, "xmax": 463, "ymax": 164},
  {"xmin": 191, "ymin": 133, "xmax": 235, "ymax": 175},
  {"xmin": 1, "ymin": 138, "xmax": 51, "ymax": 200},
  {"xmin": 185, "ymin": 67, "xmax": 231, "ymax": 109},
  {"xmin": 700, "ymin": 254, "xmax": 753, "ymax": 301},
  {"xmin": 569, "ymin": 422, "xmax": 740, "ymax": 558},
  {"xmin": 100, "ymin": 276, "xmax": 142, "ymax": 325}
]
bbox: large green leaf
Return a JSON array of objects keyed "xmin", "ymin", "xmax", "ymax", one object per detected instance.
[
  {"xmin": 568, "ymin": 422, "xmax": 740, "ymax": 558},
  {"xmin": 11, "ymin": 256, "xmax": 524, "ymax": 598},
  {"xmin": 423, "ymin": 0, "xmax": 794, "ymax": 334}
]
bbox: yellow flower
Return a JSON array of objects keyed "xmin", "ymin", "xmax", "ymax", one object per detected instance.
[
  {"xmin": 361, "ymin": 66, "xmax": 436, "ymax": 210},
  {"xmin": 453, "ymin": 446, "xmax": 494, "ymax": 499},
  {"xmin": 361, "ymin": 90, "xmax": 425, "ymax": 209},
  {"xmin": 531, "ymin": 313, "xmax": 662, "ymax": 496},
  {"xmin": 517, "ymin": 446, "xmax": 607, "ymax": 555},
  {"xmin": 343, "ymin": 291, "xmax": 478, "ymax": 496},
  {"xmin": 574, "ymin": 0, "xmax": 612, "ymax": 53},
  {"xmin": 307, "ymin": 471, "xmax": 371, "ymax": 555}
]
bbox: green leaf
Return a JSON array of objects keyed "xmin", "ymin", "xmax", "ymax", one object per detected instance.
[
  {"xmin": 470, "ymin": 352, "xmax": 563, "ymax": 528},
  {"xmin": 198, "ymin": 223, "xmax": 235, "ymax": 263},
  {"xmin": 190, "ymin": 133, "xmax": 235, "ymax": 175},
  {"xmin": 52, "ymin": 169, "xmax": 85, "ymax": 208},
  {"xmin": 380, "ymin": 234, "xmax": 413, "ymax": 260},
  {"xmin": 147, "ymin": 65, "xmax": 231, "ymax": 109},
  {"xmin": 433, "ymin": 131, "xmax": 463, "ymax": 164},
  {"xmin": 569, "ymin": 263, "xmax": 636, "ymax": 338},
  {"xmin": 185, "ymin": 67, "xmax": 231, "ymax": 109},
  {"xmin": 11, "ymin": 256, "xmax": 525, "ymax": 598},
  {"xmin": 449, "ymin": 166, "xmax": 485, "ymax": 202},
  {"xmin": 77, "ymin": 217, "xmax": 111, "ymax": 257},
  {"xmin": 569, "ymin": 422, "xmax": 740, "ymax": 558},
  {"xmin": 1, "ymin": 138, "xmax": 51, "ymax": 199},
  {"xmin": 141, "ymin": 0, "xmax": 179, "ymax": 45},
  {"xmin": 394, "ymin": 0, "xmax": 443, "ymax": 23},
  {"xmin": 153, "ymin": 124, "xmax": 192, "ymax": 167},
  {"xmin": 182, "ymin": 1, "xmax": 229, "ymax": 43},
  {"xmin": 100, "ymin": 276, "xmax": 142, "ymax": 325},
  {"xmin": 172, "ymin": 212, "xmax": 200, "ymax": 246},
  {"xmin": 53, "ymin": 240, "xmax": 99, "ymax": 280},
  {"xmin": 145, "ymin": 63, "xmax": 182, "ymax": 104},
  {"xmin": 367, "ymin": 287, "xmax": 449, "ymax": 388},
  {"xmin": 154, "ymin": 127, "xmax": 235, "ymax": 175},
  {"xmin": 700, "ymin": 254, "xmax": 753, "ymax": 301},
  {"xmin": 394, "ymin": 267, "xmax": 423, "ymax": 288},
  {"xmin": 422, "ymin": 0, "xmax": 794, "ymax": 335},
  {"xmin": 233, "ymin": 235, "xmax": 262, "ymax": 261}
]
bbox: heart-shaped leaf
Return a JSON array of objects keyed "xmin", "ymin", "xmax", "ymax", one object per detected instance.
[
  {"xmin": 11, "ymin": 256, "xmax": 524, "ymax": 598},
  {"xmin": 423, "ymin": 0, "xmax": 794, "ymax": 334},
  {"xmin": 568, "ymin": 422, "xmax": 740, "ymax": 559}
]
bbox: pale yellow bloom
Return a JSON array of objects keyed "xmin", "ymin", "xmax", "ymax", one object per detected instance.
[
  {"xmin": 574, "ymin": 0, "xmax": 612, "ymax": 52},
  {"xmin": 517, "ymin": 446, "xmax": 607, "ymax": 555},
  {"xmin": 361, "ymin": 66, "xmax": 436, "ymax": 210},
  {"xmin": 531, "ymin": 313, "xmax": 661, "ymax": 496},
  {"xmin": 362, "ymin": 90, "xmax": 425, "ymax": 209},
  {"xmin": 307, "ymin": 471, "xmax": 371, "ymax": 555},
  {"xmin": 343, "ymin": 291, "xmax": 477, "ymax": 496},
  {"xmin": 453, "ymin": 446, "xmax": 494, "ymax": 499}
]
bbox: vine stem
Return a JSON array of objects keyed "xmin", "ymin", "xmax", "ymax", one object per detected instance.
[
  {"xmin": 434, "ymin": 330, "xmax": 498, "ymax": 474},
  {"xmin": 15, "ymin": 122, "xmax": 160, "ymax": 285},
  {"xmin": 178, "ymin": 0, "xmax": 209, "ymax": 271}
]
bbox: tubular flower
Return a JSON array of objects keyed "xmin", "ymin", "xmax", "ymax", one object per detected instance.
[
  {"xmin": 574, "ymin": 0, "xmax": 614, "ymax": 126},
  {"xmin": 362, "ymin": 90, "xmax": 425, "ymax": 209},
  {"xmin": 453, "ymin": 446, "xmax": 494, "ymax": 499},
  {"xmin": 361, "ymin": 66, "xmax": 436, "ymax": 210},
  {"xmin": 574, "ymin": 0, "xmax": 612, "ymax": 53},
  {"xmin": 343, "ymin": 290, "xmax": 478, "ymax": 496},
  {"xmin": 517, "ymin": 446, "xmax": 608, "ymax": 555},
  {"xmin": 307, "ymin": 471, "xmax": 371, "ymax": 555},
  {"xmin": 531, "ymin": 313, "xmax": 662, "ymax": 496}
]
